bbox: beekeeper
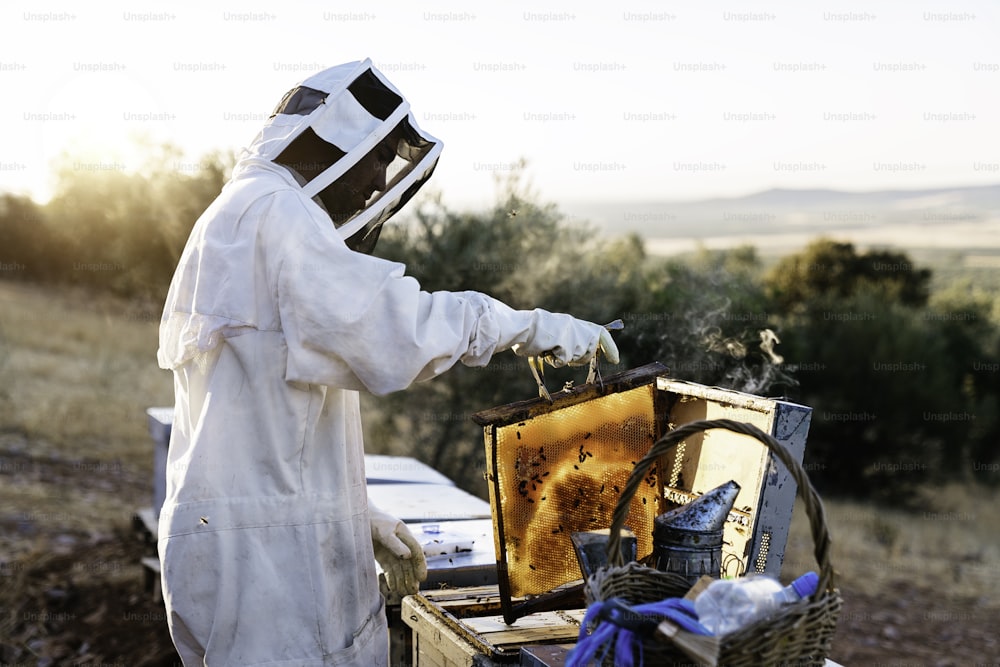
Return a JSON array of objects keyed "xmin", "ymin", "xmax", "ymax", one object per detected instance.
[{"xmin": 156, "ymin": 58, "xmax": 619, "ymax": 666}]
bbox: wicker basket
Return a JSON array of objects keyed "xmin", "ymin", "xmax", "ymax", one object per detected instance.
[{"xmin": 583, "ymin": 418, "xmax": 843, "ymax": 666}]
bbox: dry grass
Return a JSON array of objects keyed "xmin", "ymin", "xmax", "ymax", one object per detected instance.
[
  {"xmin": 782, "ymin": 482, "xmax": 1000, "ymax": 599},
  {"xmin": 780, "ymin": 483, "xmax": 1000, "ymax": 662},
  {"xmin": 0, "ymin": 280, "xmax": 172, "ymax": 465},
  {"xmin": 0, "ymin": 280, "xmax": 171, "ymax": 561}
]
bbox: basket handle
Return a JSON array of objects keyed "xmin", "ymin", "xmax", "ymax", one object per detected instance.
[{"xmin": 605, "ymin": 418, "xmax": 835, "ymax": 598}]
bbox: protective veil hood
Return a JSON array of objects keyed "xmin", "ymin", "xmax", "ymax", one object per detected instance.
[{"xmin": 236, "ymin": 58, "xmax": 442, "ymax": 253}]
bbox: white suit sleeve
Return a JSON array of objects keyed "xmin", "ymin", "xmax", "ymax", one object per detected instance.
[
  {"xmin": 272, "ymin": 195, "xmax": 604, "ymax": 394},
  {"xmin": 276, "ymin": 193, "xmax": 617, "ymax": 394}
]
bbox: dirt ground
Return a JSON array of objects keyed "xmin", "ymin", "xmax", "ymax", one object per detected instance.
[
  {"xmin": 0, "ymin": 534, "xmax": 179, "ymax": 667},
  {"xmin": 0, "ymin": 437, "xmax": 180, "ymax": 667},
  {"xmin": 2, "ymin": 442, "xmax": 998, "ymax": 666}
]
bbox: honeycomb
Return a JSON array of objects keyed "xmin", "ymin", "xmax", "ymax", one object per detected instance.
[{"xmin": 489, "ymin": 385, "xmax": 664, "ymax": 598}]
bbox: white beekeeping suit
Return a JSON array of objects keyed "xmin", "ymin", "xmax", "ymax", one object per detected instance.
[{"xmin": 157, "ymin": 58, "xmax": 618, "ymax": 666}]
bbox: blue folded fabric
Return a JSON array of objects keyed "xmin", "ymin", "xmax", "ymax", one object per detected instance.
[{"xmin": 567, "ymin": 597, "xmax": 712, "ymax": 667}]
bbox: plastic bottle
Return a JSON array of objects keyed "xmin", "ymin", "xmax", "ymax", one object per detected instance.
[{"xmin": 694, "ymin": 571, "xmax": 819, "ymax": 636}]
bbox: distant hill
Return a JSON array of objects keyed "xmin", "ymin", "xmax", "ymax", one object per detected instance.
[{"xmin": 561, "ymin": 184, "xmax": 1000, "ymax": 257}]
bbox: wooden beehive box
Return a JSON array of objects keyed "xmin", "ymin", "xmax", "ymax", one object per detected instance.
[{"xmin": 402, "ymin": 585, "xmax": 584, "ymax": 666}]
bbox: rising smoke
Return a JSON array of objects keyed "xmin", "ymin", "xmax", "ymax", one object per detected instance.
[
  {"xmin": 647, "ymin": 296, "xmax": 797, "ymax": 397},
  {"xmin": 717, "ymin": 327, "xmax": 795, "ymax": 396}
]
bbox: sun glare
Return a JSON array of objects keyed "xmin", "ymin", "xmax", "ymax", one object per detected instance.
[{"xmin": 19, "ymin": 69, "xmax": 174, "ymax": 204}]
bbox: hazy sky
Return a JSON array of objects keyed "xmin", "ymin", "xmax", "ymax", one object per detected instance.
[{"xmin": 2, "ymin": 0, "xmax": 998, "ymax": 207}]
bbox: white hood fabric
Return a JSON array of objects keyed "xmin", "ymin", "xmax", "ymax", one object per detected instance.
[
  {"xmin": 156, "ymin": 59, "xmax": 612, "ymax": 666},
  {"xmin": 235, "ymin": 57, "xmax": 442, "ymax": 254}
]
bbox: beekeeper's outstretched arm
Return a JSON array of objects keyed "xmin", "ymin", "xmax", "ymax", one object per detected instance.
[{"xmin": 274, "ymin": 191, "xmax": 618, "ymax": 395}]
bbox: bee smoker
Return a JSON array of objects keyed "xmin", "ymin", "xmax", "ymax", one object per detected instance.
[{"xmin": 651, "ymin": 480, "xmax": 741, "ymax": 586}]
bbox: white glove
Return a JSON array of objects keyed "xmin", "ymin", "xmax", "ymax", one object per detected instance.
[
  {"xmin": 370, "ymin": 506, "xmax": 427, "ymax": 596},
  {"xmin": 495, "ymin": 304, "xmax": 620, "ymax": 368},
  {"xmin": 595, "ymin": 328, "xmax": 620, "ymax": 366}
]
